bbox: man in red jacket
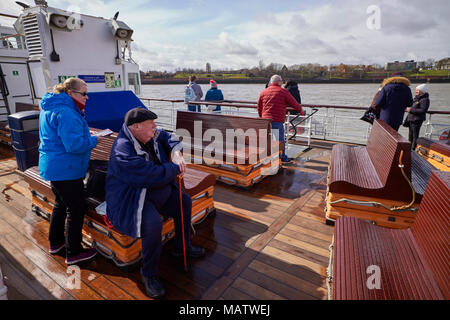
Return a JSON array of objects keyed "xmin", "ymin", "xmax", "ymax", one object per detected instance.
[{"xmin": 257, "ymin": 75, "xmax": 303, "ymax": 163}]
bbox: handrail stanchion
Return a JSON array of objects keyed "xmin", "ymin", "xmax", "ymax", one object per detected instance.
[
  {"xmin": 425, "ymin": 114, "xmax": 432, "ymax": 139},
  {"xmin": 285, "ymin": 111, "xmax": 290, "ymax": 156}
]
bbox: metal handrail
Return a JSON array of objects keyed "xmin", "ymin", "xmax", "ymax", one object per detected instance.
[
  {"xmin": 140, "ymin": 97, "xmax": 450, "ymax": 115},
  {"xmin": 140, "ymin": 97, "xmax": 450, "ymax": 144}
]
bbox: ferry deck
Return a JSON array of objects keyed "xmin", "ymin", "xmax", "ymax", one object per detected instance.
[{"xmin": 0, "ymin": 139, "xmax": 334, "ymax": 300}]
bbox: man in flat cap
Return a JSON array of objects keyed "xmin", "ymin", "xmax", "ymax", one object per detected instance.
[{"xmin": 105, "ymin": 107, "xmax": 205, "ymax": 298}]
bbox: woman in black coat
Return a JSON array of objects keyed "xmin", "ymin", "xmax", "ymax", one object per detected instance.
[
  {"xmin": 404, "ymin": 84, "xmax": 430, "ymax": 150},
  {"xmin": 284, "ymin": 80, "xmax": 301, "ymax": 105}
]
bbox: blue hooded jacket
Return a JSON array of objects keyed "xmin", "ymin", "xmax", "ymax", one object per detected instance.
[
  {"xmin": 205, "ymin": 87, "xmax": 224, "ymax": 111},
  {"xmin": 375, "ymin": 77, "xmax": 413, "ymax": 130},
  {"xmin": 105, "ymin": 124, "xmax": 181, "ymax": 238},
  {"xmin": 38, "ymin": 92, "xmax": 98, "ymax": 181}
]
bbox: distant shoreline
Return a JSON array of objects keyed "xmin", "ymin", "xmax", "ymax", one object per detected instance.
[{"xmin": 141, "ymin": 78, "xmax": 450, "ymax": 85}]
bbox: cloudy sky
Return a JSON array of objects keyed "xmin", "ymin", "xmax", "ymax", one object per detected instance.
[{"xmin": 1, "ymin": 0, "xmax": 449, "ymax": 71}]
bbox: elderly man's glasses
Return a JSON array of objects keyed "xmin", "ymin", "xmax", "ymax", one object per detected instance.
[{"xmin": 72, "ymin": 90, "xmax": 88, "ymax": 97}]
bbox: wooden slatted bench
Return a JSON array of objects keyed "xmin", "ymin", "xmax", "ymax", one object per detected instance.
[
  {"xmin": 24, "ymin": 128, "xmax": 216, "ymax": 267},
  {"xmin": 416, "ymin": 137, "xmax": 450, "ymax": 172},
  {"xmin": 329, "ymin": 170, "xmax": 449, "ymax": 300},
  {"xmin": 176, "ymin": 110, "xmax": 281, "ymax": 188},
  {"xmin": 326, "ymin": 119, "xmax": 432, "ymax": 228}
]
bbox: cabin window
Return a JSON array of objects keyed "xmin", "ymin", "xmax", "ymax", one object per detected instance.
[
  {"xmin": 0, "ymin": 34, "xmax": 26, "ymax": 50},
  {"xmin": 128, "ymin": 73, "xmax": 140, "ymax": 95}
]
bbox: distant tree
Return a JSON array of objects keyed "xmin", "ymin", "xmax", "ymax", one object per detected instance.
[{"xmin": 258, "ymin": 60, "xmax": 265, "ymax": 72}]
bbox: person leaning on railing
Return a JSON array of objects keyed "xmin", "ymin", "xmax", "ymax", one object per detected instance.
[
  {"xmin": 374, "ymin": 72, "xmax": 413, "ymax": 131},
  {"xmin": 257, "ymin": 75, "xmax": 304, "ymax": 163},
  {"xmin": 38, "ymin": 77, "xmax": 100, "ymax": 265},
  {"xmin": 205, "ymin": 79, "xmax": 224, "ymax": 112}
]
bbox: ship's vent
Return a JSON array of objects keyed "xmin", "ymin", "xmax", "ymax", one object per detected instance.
[{"xmin": 23, "ymin": 15, "xmax": 43, "ymax": 57}]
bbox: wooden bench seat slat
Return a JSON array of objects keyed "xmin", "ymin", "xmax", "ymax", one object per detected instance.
[
  {"xmin": 329, "ymin": 120, "xmax": 416, "ymax": 202},
  {"xmin": 411, "ymin": 151, "xmax": 435, "ymax": 196},
  {"xmin": 332, "ymin": 171, "xmax": 449, "ymax": 300}
]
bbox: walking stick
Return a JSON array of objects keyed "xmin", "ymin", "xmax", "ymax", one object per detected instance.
[{"xmin": 177, "ymin": 175, "xmax": 188, "ymax": 272}]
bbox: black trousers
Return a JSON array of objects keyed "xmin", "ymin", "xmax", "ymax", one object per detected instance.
[
  {"xmin": 49, "ymin": 179, "xmax": 86, "ymax": 258},
  {"xmin": 408, "ymin": 120, "xmax": 423, "ymax": 150}
]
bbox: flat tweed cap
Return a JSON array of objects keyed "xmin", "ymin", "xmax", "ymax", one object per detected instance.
[{"xmin": 124, "ymin": 107, "xmax": 158, "ymax": 126}]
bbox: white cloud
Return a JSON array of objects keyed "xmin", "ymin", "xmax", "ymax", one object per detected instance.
[{"xmin": 1, "ymin": 0, "xmax": 449, "ymax": 71}]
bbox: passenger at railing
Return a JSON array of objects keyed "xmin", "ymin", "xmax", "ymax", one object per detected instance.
[
  {"xmin": 284, "ymin": 79, "xmax": 304, "ymax": 135},
  {"xmin": 185, "ymin": 75, "xmax": 203, "ymax": 112},
  {"xmin": 403, "ymin": 84, "xmax": 430, "ymax": 150},
  {"xmin": 374, "ymin": 72, "xmax": 413, "ymax": 131},
  {"xmin": 205, "ymin": 79, "xmax": 224, "ymax": 113},
  {"xmin": 257, "ymin": 75, "xmax": 304, "ymax": 163},
  {"xmin": 284, "ymin": 79, "xmax": 301, "ymax": 105},
  {"xmin": 38, "ymin": 77, "xmax": 100, "ymax": 265},
  {"xmin": 105, "ymin": 108, "xmax": 206, "ymax": 298}
]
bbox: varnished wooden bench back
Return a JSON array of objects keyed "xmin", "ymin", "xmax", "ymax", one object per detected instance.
[
  {"xmin": 176, "ymin": 110, "xmax": 272, "ymax": 151},
  {"xmin": 366, "ymin": 119, "xmax": 411, "ymax": 186},
  {"xmin": 411, "ymin": 171, "xmax": 450, "ymax": 299}
]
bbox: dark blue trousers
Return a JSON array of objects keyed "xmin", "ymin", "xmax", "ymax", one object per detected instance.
[{"xmin": 140, "ymin": 185, "xmax": 192, "ymax": 277}]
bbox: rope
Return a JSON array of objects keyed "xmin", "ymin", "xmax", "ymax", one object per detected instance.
[
  {"xmin": 391, "ymin": 150, "xmax": 415, "ymax": 211},
  {"xmin": 330, "ymin": 150, "xmax": 417, "ymax": 212}
]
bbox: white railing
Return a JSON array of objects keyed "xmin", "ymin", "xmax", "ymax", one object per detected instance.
[{"xmin": 139, "ymin": 98, "xmax": 450, "ymax": 146}]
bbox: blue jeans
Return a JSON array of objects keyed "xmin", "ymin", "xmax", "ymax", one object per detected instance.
[
  {"xmin": 271, "ymin": 122, "xmax": 288, "ymax": 161},
  {"xmin": 188, "ymin": 105, "xmax": 201, "ymax": 112}
]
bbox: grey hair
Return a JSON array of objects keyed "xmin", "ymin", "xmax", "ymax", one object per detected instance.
[{"xmin": 270, "ymin": 75, "xmax": 282, "ymax": 84}]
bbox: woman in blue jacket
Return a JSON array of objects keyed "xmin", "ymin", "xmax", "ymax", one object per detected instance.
[{"xmin": 39, "ymin": 77, "xmax": 99, "ymax": 265}]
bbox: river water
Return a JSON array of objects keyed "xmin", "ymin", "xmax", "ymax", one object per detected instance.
[{"xmin": 142, "ymin": 83, "xmax": 450, "ymax": 143}]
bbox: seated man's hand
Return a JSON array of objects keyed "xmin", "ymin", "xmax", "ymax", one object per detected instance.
[{"xmin": 172, "ymin": 150, "xmax": 186, "ymax": 176}]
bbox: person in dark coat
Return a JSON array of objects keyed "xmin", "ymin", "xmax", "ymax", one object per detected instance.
[
  {"xmin": 375, "ymin": 73, "xmax": 414, "ymax": 131},
  {"xmin": 205, "ymin": 79, "xmax": 224, "ymax": 112},
  {"xmin": 404, "ymin": 84, "xmax": 430, "ymax": 150},
  {"xmin": 284, "ymin": 80, "xmax": 301, "ymax": 105},
  {"xmin": 105, "ymin": 108, "xmax": 205, "ymax": 298}
]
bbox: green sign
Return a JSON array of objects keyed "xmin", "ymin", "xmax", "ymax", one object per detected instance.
[
  {"xmin": 12, "ymin": 71, "xmax": 19, "ymax": 76},
  {"xmin": 58, "ymin": 75, "xmax": 76, "ymax": 83}
]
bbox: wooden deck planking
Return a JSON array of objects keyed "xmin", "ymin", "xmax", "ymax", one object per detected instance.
[{"xmin": 0, "ymin": 146, "xmax": 335, "ymax": 300}]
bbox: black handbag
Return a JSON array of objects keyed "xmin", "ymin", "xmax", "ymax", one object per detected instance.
[
  {"xmin": 84, "ymin": 160, "xmax": 109, "ymax": 198},
  {"xmin": 360, "ymin": 107, "xmax": 378, "ymax": 125}
]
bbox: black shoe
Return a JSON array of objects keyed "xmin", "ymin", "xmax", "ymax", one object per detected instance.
[
  {"xmin": 142, "ymin": 275, "xmax": 165, "ymax": 298},
  {"xmin": 172, "ymin": 245, "xmax": 206, "ymax": 258},
  {"xmin": 281, "ymin": 157, "xmax": 292, "ymax": 163}
]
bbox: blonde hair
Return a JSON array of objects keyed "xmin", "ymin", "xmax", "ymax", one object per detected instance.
[{"xmin": 52, "ymin": 77, "xmax": 86, "ymax": 94}]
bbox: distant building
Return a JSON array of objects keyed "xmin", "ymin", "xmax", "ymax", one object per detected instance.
[
  {"xmin": 436, "ymin": 57, "xmax": 450, "ymax": 70},
  {"xmin": 384, "ymin": 60, "xmax": 417, "ymax": 71}
]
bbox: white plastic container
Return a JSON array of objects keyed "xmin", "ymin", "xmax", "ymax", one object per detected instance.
[{"xmin": 0, "ymin": 267, "xmax": 8, "ymax": 300}]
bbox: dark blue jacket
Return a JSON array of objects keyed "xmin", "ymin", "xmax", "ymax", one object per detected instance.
[
  {"xmin": 375, "ymin": 77, "xmax": 413, "ymax": 130},
  {"xmin": 38, "ymin": 92, "xmax": 98, "ymax": 181},
  {"xmin": 205, "ymin": 87, "xmax": 224, "ymax": 112},
  {"xmin": 105, "ymin": 124, "xmax": 181, "ymax": 238},
  {"xmin": 406, "ymin": 92, "xmax": 430, "ymax": 122}
]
